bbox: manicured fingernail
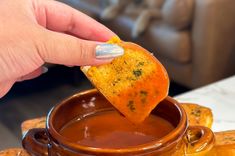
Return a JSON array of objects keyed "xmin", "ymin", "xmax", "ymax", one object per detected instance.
[
  {"xmin": 96, "ymin": 44, "xmax": 124, "ymax": 59},
  {"xmin": 42, "ymin": 66, "xmax": 48, "ymax": 74}
]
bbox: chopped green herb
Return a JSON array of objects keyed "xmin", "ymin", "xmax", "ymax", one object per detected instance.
[
  {"xmin": 140, "ymin": 90, "xmax": 148, "ymax": 96},
  {"xmin": 133, "ymin": 69, "xmax": 142, "ymax": 77},
  {"xmin": 137, "ymin": 61, "xmax": 144, "ymax": 67},
  {"xmin": 224, "ymin": 136, "xmax": 235, "ymax": 141},
  {"xmin": 191, "ymin": 107, "xmax": 201, "ymax": 117},
  {"xmin": 127, "ymin": 101, "xmax": 135, "ymax": 112},
  {"xmin": 140, "ymin": 90, "xmax": 148, "ymax": 104}
]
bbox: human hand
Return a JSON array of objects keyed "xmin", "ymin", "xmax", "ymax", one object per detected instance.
[{"xmin": 0, "ymin": 0, "xmax": 123, "ymax": 97}]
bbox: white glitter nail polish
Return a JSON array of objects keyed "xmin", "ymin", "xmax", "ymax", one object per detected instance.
[{"xmin": 96, "ymin": 44, "xmax": 124, "ymax": 59}]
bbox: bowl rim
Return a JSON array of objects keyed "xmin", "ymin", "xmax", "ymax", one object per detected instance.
[{"xmin": 47, "ymin": 89, "xmax": 188, "ymax": 154}]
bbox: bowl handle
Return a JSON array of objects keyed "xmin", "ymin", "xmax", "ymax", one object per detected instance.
[
  {"xmin": 184, "ymin": 126, "xmax": 215, "ymax": 155},
  {"xmin": 22, "ymin": 128, "xmax": 48, "ymax": 156}
]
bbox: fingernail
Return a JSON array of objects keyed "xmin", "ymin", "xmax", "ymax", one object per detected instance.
[
  {"xmin": 96, "ymin": 44, "xmax": 124, "ymax": 59},
  {"xmin": 42, "ymin": 66, "xmax": 48, "ymax": 74}
]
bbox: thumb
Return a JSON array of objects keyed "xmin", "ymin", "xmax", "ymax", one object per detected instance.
[{"xmin": 37, "ymin": 30, "xmax": 124, "ymax": 66}]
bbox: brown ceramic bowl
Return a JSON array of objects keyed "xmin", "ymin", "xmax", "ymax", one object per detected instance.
[{"xmin": 22, "ymin": 89, "xmax": 215, "ymax": 156}]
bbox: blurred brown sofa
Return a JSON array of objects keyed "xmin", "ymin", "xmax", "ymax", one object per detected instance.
[{"xmin": 60, "ymin": 0, "xmax": 235, "ymax": 88}]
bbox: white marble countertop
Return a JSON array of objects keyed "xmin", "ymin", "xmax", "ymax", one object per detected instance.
[{"xmin": 174, "ymin": 75, "xmax": 235, "ymax": 132}]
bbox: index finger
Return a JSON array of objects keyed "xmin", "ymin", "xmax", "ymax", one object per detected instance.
[{"xmin": 34, "ymin": 0, "xmax": 116, "ymax": 41}]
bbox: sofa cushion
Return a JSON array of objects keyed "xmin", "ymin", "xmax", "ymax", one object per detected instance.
[
  {"xmin": 147, "ymin": 22, "xmax": 192, "ymax": 63},
  {"xmin": 162, "ymin": 0, "xmax": 194, "ymax": 30},
  {"xmin": 62, "ymin": 0, "xmax": 192, "ymax": 63},
  {"xmin": 61, "ymin": 0, "xmax": 104, "ymax": 18},
  {"xmin": 103, "ymin": 13, "xmax": 192, "ymax": 63}
]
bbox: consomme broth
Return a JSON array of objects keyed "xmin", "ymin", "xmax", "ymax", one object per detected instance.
[{"xmin": 59, "ymin": 110, "xmax": 174, "ymax": 149}]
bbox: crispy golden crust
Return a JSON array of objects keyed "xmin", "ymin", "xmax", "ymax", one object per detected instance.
[
  {"xmin": 182, "ymin": 104, "xmax": 235, "ymax": 155},
  {"xmin": 21, "ymin": 117, "xmax": 46, "ymax": 135},
  {"xmin": 181, "ymin": 103, "xmax": 213, "ymax": 128},
  {"xmin": 81, "ymin": 37, "xmax": 169, "ymax": 123},
  {"xmin": 182, "ymin": 103, "xmax": 235, "ymax": 156},
  {"xmin": 215, "ymin": 130, "xmax": 235, "ymax": 146},
  {"xmin": 0, "ymin": 148, "xmax": 30, "ymax": 156},
  {"xmin": 208, "ymin": 130, "xmax": 235, "ymax": 156}
]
